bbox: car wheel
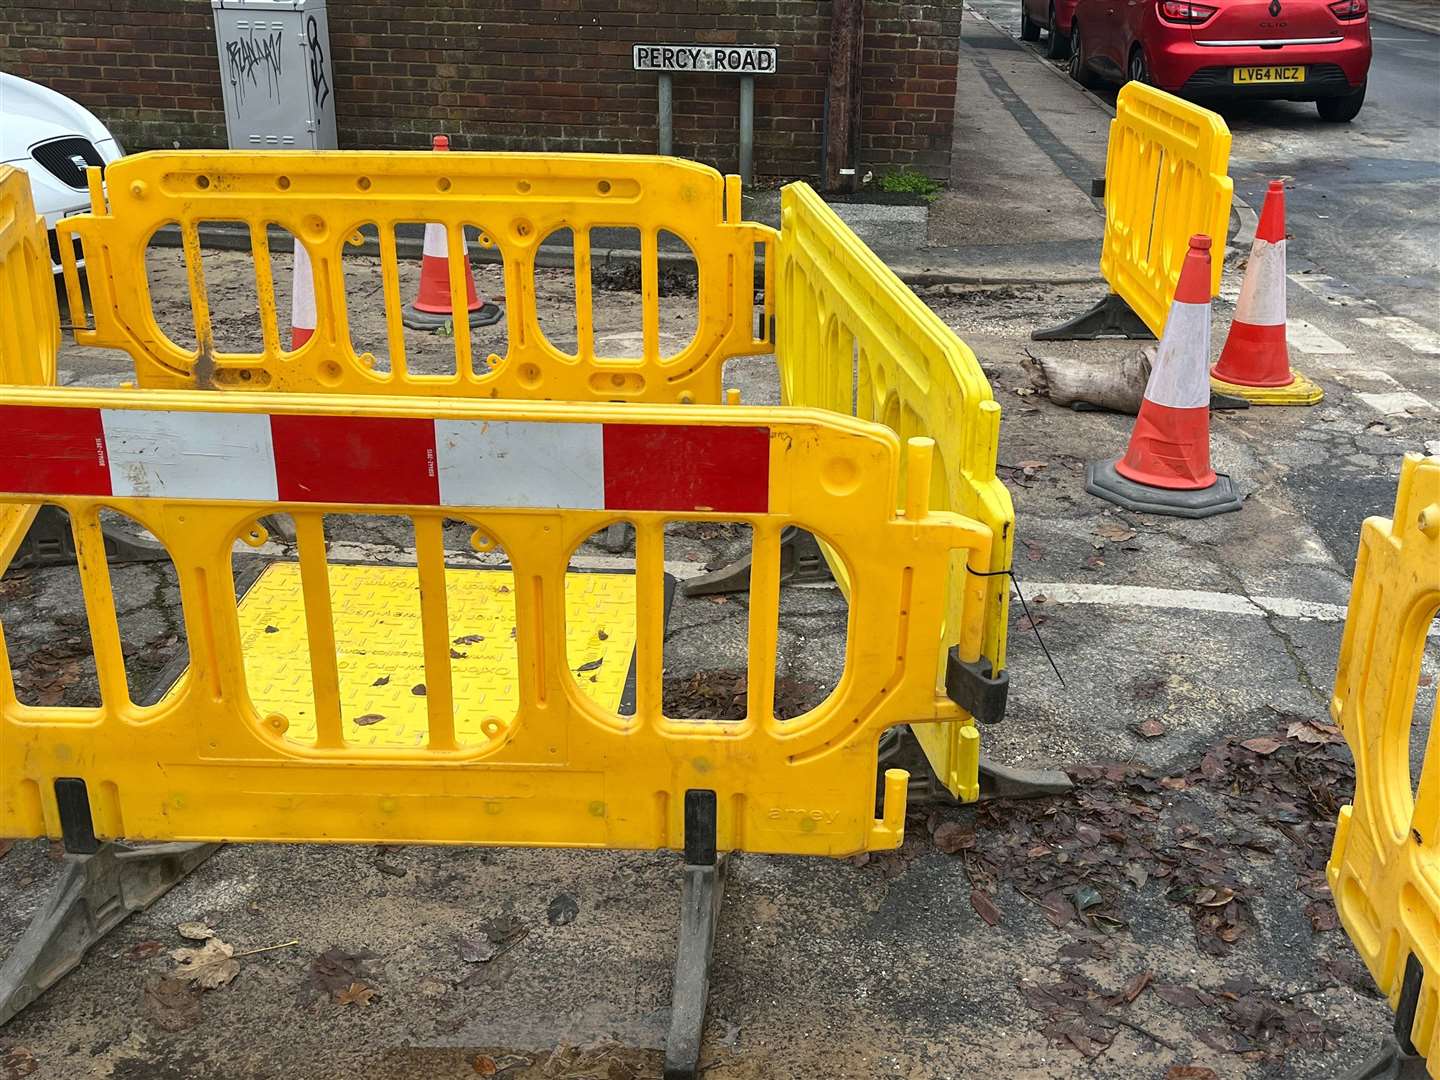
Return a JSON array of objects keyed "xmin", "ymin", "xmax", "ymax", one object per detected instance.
[
  {"xmin": 1044, "ymin": 4, "xmax": 1070, "ymax": 59},
  {"xmin": 1317, "ymin": 82, "xmax": 1366, "ymax": 122},
  {"xmin": 1020, "ymin": 5, "xmax": 1042, "ymax": 40},
  {"xmin": 1068, "ymin": 23, "xmax": 1101, "ymax": 88},
  {"xmin": 1127, "ymin": 47, "xmax": 1151, "ymax": 85}
]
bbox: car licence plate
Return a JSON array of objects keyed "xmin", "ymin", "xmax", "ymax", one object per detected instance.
[{"xmin": 1233, "ymin": 65, "xmax": 1305, "ymax": 83}]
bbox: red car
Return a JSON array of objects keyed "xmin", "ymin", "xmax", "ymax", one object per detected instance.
[
  {"xmin": 1066, "ymin": 0, "xmax": 1372, "ymax": 121},
  {"xmin": 1020, "ymin": 0, "xmax": 1080, "ymax": 59}
]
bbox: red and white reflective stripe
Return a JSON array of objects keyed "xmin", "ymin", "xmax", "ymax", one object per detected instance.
[
  {"xmin": 1233, "ymin": 237, "xmax": 1286, "ymax": 327},
  {"xmin": 0, "ymin": 406, "xmax": 771, "ymax": 514},
  {"xmin": 1144, "ymin": 299, "xmax": 1212, "ymax": 410},
  {"xmin": 289, "ymin": 241, "xmax": 317, "ymax": 349},
  {"xmin": 421, "ymin": 222, "xmax": 448, "ymax": 260}
]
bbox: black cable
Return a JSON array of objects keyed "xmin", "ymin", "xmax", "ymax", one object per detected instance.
[{"xmin": 966, "ymin": 565, "xmax": 1066, "ymax": 688}]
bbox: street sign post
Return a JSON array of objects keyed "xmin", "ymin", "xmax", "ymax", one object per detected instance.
[{"xmin": 633, "ymin": 43, "xmax": 778, "ymax": 185}]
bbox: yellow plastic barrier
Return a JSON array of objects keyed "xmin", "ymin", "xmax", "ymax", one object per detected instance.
[
  {"xmin": 0, "ymin": 388, "xmax": 995, "ymax": 858},
  {"xmin": 55, "ymin": 152, "xmax": 774, "ymax": 402},
  {"xmin": 0, "ymin": 166, "xmax": 60, "ymax": 568},
  {"xmin": 1101, "ymin": 83, "xmax": 1233, "ymax": 336},
  {"xmin": 774, "ymin": 183, "xmax": 1014, "ymax": 800},
  {"xmin": 1329, "ymin": 453, "xmax": 1440, "ymax": 1071}
]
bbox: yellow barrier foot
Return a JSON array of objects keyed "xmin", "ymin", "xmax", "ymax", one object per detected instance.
[
  {"xmin": 977, "ymin": 758, "xmax": 1075, "ymax": 802},
  {"xmin": 1209, "ymin": 371, "xmax": 1324, "ymax": 406},
  {"xmin": 879, "ymin": 729, "xmax": 1071, "ymax": 804},
  {"xmin": 0, "ymin": 840, "xmax": 220, "ymax": 1028},
  {"xmin": 682, "ymin": 525, "xmax": 833, "ymax": 597},
  {"xmin": 664, "ymin": 791, "xmax": 727, "ymax": 1080},
  {"xmin": 1086, "ymin": 459, "xmax": 1243, "ymax": 519},
  {"xmin": 1032, "ymin": 292, "xmax": 1156, "ymax": 342}
]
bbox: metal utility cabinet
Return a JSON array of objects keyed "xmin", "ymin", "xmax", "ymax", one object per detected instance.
[{"xmin": 211, "ymin": 0, "xmax": 338, "ymax": 150}]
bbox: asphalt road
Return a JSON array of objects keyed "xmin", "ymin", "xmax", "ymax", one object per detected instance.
[{"xmin": 961, "ymin": 0, "xmax": 1440, "ymax": 330}]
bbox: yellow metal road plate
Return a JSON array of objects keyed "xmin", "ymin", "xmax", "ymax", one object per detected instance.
[
  {"xmin": 234, "ymin": 562, "xmax": 637, "ymax": 749},
  {"xmin": 1233, "ymin": 66, "xmax": 1305, "ymax": 83}
]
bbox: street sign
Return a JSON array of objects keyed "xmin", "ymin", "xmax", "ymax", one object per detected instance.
[{"xmin": 633, "ymin": 44, "xmax": 778, "ymax": 75}]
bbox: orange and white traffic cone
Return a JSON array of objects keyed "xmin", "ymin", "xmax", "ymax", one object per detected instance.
[
  {"xmin": 1087, "ymin": 234, "xmax": 1243, "ymax": 518},
  {"xmin": 289, "ymin": 238, "xmax": 317, "ymax": 350},
  {"xmin": 1210, "ymin": 180, "xmax": 1322, "ymax": 406},
  {"xmin": 401, "ymin": 134, "xmax": 503, "ymax": 331}
]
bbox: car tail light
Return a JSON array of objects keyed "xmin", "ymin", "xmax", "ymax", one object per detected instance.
[
  {"xmin": 1328, "ymin": 0, "xmax": 1368, "ymax": 19},
  {"xmin": 1158, "ymin": 1, "xmax": 1217, "ymax": 23}
]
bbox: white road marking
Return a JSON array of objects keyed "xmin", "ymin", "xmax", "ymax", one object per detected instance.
[
  {"xmin": 1288, "ymin": 272, "xmax": 1349, "ymax": 305},
  {"xmin": 1357, "ymin": 316, "xmax": 1440, "ymax": 356},
  {"xmin": 1357, "ymin": 391, "xmax": 1436, "ymax": 416},
  {"xmin": 1024, "ymin": 581, "xmax": 1440, "ymax": 635},
  {"xmin": 1023, "ymin": 581, "xmax": 1347, "ymax": 621},
  {"xmin": 1287, "ymin": 319, "xmax": 1353, "ymax": 354}
]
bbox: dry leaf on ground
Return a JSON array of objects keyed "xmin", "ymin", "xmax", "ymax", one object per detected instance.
[
  {"xmin": 970, "ymin": 888, "xmax": 1002, "ymax": 926},
  {"xmin": 0, "ymin": 1047, "xmax": 38, "ymax": 1080},
  {"xmin": 932, "ymin": 821, "xmax": 976, "ymax": 854},
  {"xmin": 143, "ymin": 975, "xmax": 203, "ymax": 1032},
  {"xmin": 126, "ymin": 940, "xmax": 166, "ymax": 961},
  {"xmin": 171, "ymin": 938, "xmax": 240, "ymax": 989},
  {"xmin": 334, "ymin": 981, "xmax": 377, "ymax": 1006},
  {"xmin": 1095, "ymin": 520, "xmax": 1138, "ymax": 542},
  {"xmin": 176, "ymin": 921, "xmax": 215, "ymax": 941}
]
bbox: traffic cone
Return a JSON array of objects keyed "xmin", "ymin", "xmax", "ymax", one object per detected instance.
[
  {"xmin": 1086, "ymin": 234, "xmax": 1243, "ymax": 518},
  {"xmin": 401, "ymin": 134, "xmax": 503, "ymax": 331},
  {"xmin": 289, "ymin": 238, "xmax": 317, "ymax": 350},
  {"xmin": 1210, "ymin": 180, "xmax": 1323, "ymax": 406}
]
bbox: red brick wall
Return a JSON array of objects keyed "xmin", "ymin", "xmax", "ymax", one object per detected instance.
[{"xmin": 1, "ymin": 1, "xmax": 960, "ymax": 180}]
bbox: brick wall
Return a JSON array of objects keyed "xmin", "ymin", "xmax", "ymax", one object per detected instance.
[{"xmin": 1, "ymin": 1, "xmax": 961, "ymax": 180}]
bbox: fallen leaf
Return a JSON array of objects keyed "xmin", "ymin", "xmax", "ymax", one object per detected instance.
[
  {"xmin": 127, "ymin": 939, "xmax": 167, "ymax": 960},
  {"xmin": 1306, "ymin": 901, "xmax": 1339, "ymax": 932},
  {"xmin": 450, "ymin": 649, "xmax": 468, "ymax": 659},
  {"xmin": 453, "ymin": 635, "xmax": 484, "ymax": 646},
  {"xmin": 1154, "ymin": 983, "xmax": 1212, "ymax": 1009},
  {"xmin": 1241, "ymin": 736, "xmax": 1282, "ymax": 755},
  {"xmin": 372, "ymin": 675, "xmax": 390, "ymax": 686},
  {"xmin": 707, "ymin": 596, "xmax": 729, "ymax": 605},
  {"xmin": 1197, "ymin": 887, "xmax": 1235, "ymax": 907},
  {"xmin": 1095, "ymin": 520, "xmax": 1138, "ymax": 542},
  {"xmin": 1134, "ymin": 719, "xmax": 1167, "ymax": 739},
  {"xmin": 970, "ymin": 888, "xmax": 1001, "ymax": 926},
  {"xmin": 416, "ymin": 976, "xmax": 448, "ymax": 997},
  {"xmin": 411, "ymin": 683, "xmax": 427, "ymax": 696},
  {"xmin": 307, "ymin": 947, "xmax": 379, "ymax": 998},
  {"xmin": 334, "ymin": 981, "xmax": 376, "ymax": 1007},
  {"xmin": 547, "ymin": 894, "xmax": 579, "ymax": 927},
  {"xmin": 1198, "ymin": 1025, "xmax": 1253, "ymax": 1053},
  {"xmin": 353, "ymin": 713, "xmax": 385, "ymax": 727},
  {"xmin": 264, "ymin": 625, "xmax": 279, "ymax": 634},
  {"xmin": 1016, "ymin": 459, "xmax": 1048, "ymax": 470},
  {"xmin": 1119, "ymin": 970, "xmax": 1152, "ymax": 1004},
  {"xmin": 1165, "ymin": 1068, "xmax": 1220, "ymax": 1080},
  {"xmin": 473, "ymin": 1056, "xmax": 498, "ymax": 1077},
  {"xmin": 576, "ymin": 657, "xmax": 604, "ymax": 673},
  {"xmin": 176, "ymin": 921, "xmax": 215, "ymax": 941},
  {"xmin": 0, "ymin": 1048, "xmax": 38, "ymax": 1080},
  {"xmin": 932, "ymin": 821, "xmax": 975, "ymax": 854},
  {"xmin": 171, "ymin": 938, "xmax": 240, "ymax": 989},
  {"xmin": 597, "ymin": 629, "xmax": 609, "ymax": 641},
  {"xmin": 143, "ymin": 975, "xmax": 202, "ymax": 1032}
]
